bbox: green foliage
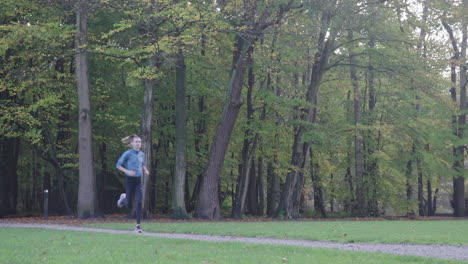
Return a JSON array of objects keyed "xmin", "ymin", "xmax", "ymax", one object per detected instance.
[{"xmin": 2, "ymin": 0, "xmax": 465, "ymax": 217}]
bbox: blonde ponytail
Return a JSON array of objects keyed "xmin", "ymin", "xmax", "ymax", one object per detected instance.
[{"xmin": 121, "ymin": 134, "xmax": 140, "ymax": 147}]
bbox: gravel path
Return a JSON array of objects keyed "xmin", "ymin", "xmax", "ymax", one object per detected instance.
[{"xmin": 1, "ymin": 223, "xmax": 468, "ymax": 261}]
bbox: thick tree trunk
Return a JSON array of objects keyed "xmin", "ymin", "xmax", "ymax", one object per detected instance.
[
  {"xmin": 195, "ymin": 0, "xmax": 291, "ymax": 219},
  {"xmin": 196, "ymin": 35, "xmax": 253, "ymax": 219},
  {"xmin": 76, "ymin": 0, "xmax": 97, "ymax": 218},
  {"xmin": 141, "ymin": 55, "xmax": 158, "ymax": 218},
  {"xmin": 172, "ymin": 49, "xmax": 188, "ymax": 219}
]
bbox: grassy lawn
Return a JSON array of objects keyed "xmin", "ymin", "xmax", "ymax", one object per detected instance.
[
  {"xmin": 86, "ymin": 220, "xmax": 468, "ymax": 245},
  {"xmin": 0, "ymin": 228, "xmax": 465, "ymax": 264}
]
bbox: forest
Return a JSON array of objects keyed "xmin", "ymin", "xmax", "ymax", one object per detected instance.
[{"xmin": 0, "ymin": 0, "xmax": 466, "ymax": 220}]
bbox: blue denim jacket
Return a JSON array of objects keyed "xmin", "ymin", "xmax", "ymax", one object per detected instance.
[{"xmin": 116, "ymin": 149, "xmax": 145, "ymax": 177}]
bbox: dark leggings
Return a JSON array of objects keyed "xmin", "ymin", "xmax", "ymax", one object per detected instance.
[{"xmin": 125, "ymin": 176, "xmax": 142, "ymax": 224}]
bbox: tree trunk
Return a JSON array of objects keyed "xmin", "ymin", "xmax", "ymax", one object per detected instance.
[
  {"xmin": 257, "ymin": 157, "xmax": 265, "ymax": 216},
  {"xmin": 35, "ymin": 136, "xmax": 72, "ymax": 215},
  {"xmin": 276, "ymin": 9, "xmax": 336, "ymax": 218},
  {"xmin": 347, "ymin": 29, "xmax": 366, "ymax": 217},
  {"xmin": 246, "ymin": 159, "xmax": 258, "ymax": 214},
  {"xmin": 232, "ymin": 60, "xmax": 256, "ymax": 219},
  {"xmin": 0, "ymin": 137, "xmax": 19, "ymax": 216},
  {"xmin": 417, "ymin": 156, "xmax": 425, "ymax": 216},
  {"xmin": 454, "ymin": 18, "xmax": 467, "ymax": 216},
  {"xmin": 415, "ymin": 3, "xmax": 428, "ymax": 217},
  {"xmin": 76, "ymin": 0, "xmax": 97, "ymax": 218},
  {"xmin": 310, "ymin": 149, "xmax": 326, "ymax": 218},
  {"xmin": 405, "ymin": 145, "xmax": 415, "ymax": 217},
  {"xmin": 344, "ymin": 90, "xmax": 354, "ymax": 214},
  {"xmin": 196, "ymin": 35, "xmax": 253, "ymax": 219},
  {"xmin": 98, "ymin": 142, "xmax": 108, "ymax": 212},
  {"xmin": 427, "ymin": 179, "xmax": 433, "ymax": 216},
  {"xmin": 141, "ymin": 55, "xmax": 158, "ymax": 218},
  {"xmin": 267, "ymin": 160, "xmax": 280, "ymax": 217},
  {"xmin": 172, "ymin": 48, "xmax": 189, "ymax": 219},
  {"xmin": 443, "ymin": 19, "xmax": 466, "ymax": 217},
  {"xmin": 365, "ymin": 40, "xmax": 379, "ymax": 217}
]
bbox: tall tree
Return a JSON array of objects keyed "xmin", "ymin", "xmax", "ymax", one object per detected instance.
[
  {"xmin": 196, "ymin": 0, "xmax": 294, "ymax": 219},
  {"xmin": 347, "ymin": 28, "xmax": 366, "ymax": 216},
  {"xmin": 442, "ymin": 6, "xmax": 467, "ymax": 216},
  {"xmin": 172, "ymin": 47, "xmax": 189, "ymax": 219},
  {"xmin": 76, "ymin": 0, "xmax": 98, "ymax": 218},
  {"xmin": 141, "ymin": 54, "xmax": 158, "ymax": 218},
  {"xmin": 276, "ymin": 0, "xmax": 339, "ymax": 219}
]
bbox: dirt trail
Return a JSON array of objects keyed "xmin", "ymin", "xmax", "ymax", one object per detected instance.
[{"xmin": 1, "ymin": 222, "xmax": 468, "ymax": 261}]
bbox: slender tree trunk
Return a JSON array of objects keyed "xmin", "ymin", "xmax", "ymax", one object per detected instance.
[
  {"xmin": 141, "ymin": 55, "xmax": 158, "ymax": 218},
  {"xmin": 232, "ymin": 60, "xmax": 256, "ymax": 219},
  {"xmin": 98, "ymin": 142, "xmax": 108, "ymax": 211},
  {"xmin": 172, "ymin": 48, "xmax": 188, "ymax": 219},
  {"xmin": 405, "ymin": 145, "xmax": 415, "ymax": 217},
  {"xmin": 416, "ymin": 3, "xmax": 428, "ymax": 217},
  {"xmin": 267, "ymin": 160, "xmax": 280, "ymax": 216},
  {"xmin": 265, "ymin": 26, "xmax": 281, "ymax": 218},
  {"xmin": 344, "ymin": 90, "xmax": 354, "ymax": 214},
  {"xmin": 310, "ymin": 149, "xmax": 326, "ymax": 218},
  {"xmin": 443, "ymin": 19, "xmax": 466, "ymax": 217},
  {"xmin": 76, "ymin": 0, "xmax": 97, "ymax": 218},
  {"xmin": 427, "ymin": 179, "xmax": 433, "ymax": 216},
  {"xmin": 366, "ymin": 41, "xmax": 379, "ymax": 217},
  {"xmin": 276, "ymin": 9, "xmax": 336, "ymax": 218},
  {"xmin": 455, "ymin": 18, "xmax": 467, "ymax": 216},
  {"xmin": 257, "ymin": 157, "xmax": 265, "ymax": 216},
  {"xmin": 246, "ymin": 159, "xmax": 258, "ymax": 214},
  {"xmin": 35, "ymin": 134, "xmax": 72, "ymax": 215},
  {"xmin": 417, "ymin": 156, "xmax": 425, "ymax": 216},
  {"xmin": 348, "ymin": 29, "xmax": 366, "ymax": 217}
]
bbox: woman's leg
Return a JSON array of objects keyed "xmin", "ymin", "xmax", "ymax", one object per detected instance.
[
  {"xmin": 125, "ymin": 176, "xmax": 134, "ymax": 209},
  {"xmin": 135, "ymin": 177, "xmax": 142, "ymax": 224}
]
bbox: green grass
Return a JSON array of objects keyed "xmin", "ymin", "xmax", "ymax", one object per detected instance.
[
  {"xmin": 0, "ymin": 227, "xmax": 465, "ymax": 264},
  {"xmin": 86, "ymin": 220, "xmax": 468, "ymax": 245}
]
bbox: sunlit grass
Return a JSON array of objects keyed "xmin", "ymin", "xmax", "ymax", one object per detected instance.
[
  {"xmin": 1, "ymin": 228, "xmax": 465, "ymax": 264},
  {"xmin": 87, "ymin": 219, "xmax": 468, "ymax": 245}
]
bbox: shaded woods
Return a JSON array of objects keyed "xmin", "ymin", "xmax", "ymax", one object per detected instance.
[{"xmin": 0, "ymin": 0, "xmax": 466, "ymax": 219}]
